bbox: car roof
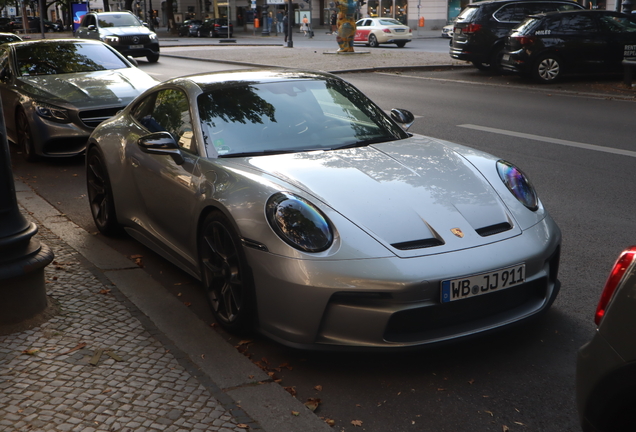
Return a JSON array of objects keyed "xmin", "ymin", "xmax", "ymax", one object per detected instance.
[
  {"xmin": 172, "ymin": 69, "xmax": 336, "ymax": 91},
  {"xmin": 467, "ymin": 0, "xmax": 580, "ymax": 7},
  {"xmin": 530, "ymin": 9, "xmax": 628, "ymax": 18}
]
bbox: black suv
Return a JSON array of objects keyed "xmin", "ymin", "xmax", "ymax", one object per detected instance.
[
  {"xmin": 75, "ymin": 12, "xmax": 160, "ymax": 63},
  {"xmin": 450, "ymin": 0, "xmax": 583, "ymax": 71},
  {"xmin": 502, "ymin": 10, "xmax": 636, "ymax": 82}
]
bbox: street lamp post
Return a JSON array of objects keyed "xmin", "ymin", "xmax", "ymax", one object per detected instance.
[{"xmin": 0, "ymin": 100, "xmax": 53, "ymax": 327}]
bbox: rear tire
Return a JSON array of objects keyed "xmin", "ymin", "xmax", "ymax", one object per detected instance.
[
  {"xmin": 369, "ymin": 34, "xmax": 379, "ymax": 48},
  {"xmin": 533, "ymin": 54, "xmax": 562, "ymax": 83},
  {"xmin": 395, "ymin": 41, "xmax": 406, "ymax": 48},
  {"xmin": 86, "ymin": 147, "xmax": 123, "ymax": 236}
]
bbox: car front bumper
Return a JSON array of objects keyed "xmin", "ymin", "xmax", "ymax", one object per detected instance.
[
  {"xmin": 247, "ymin": 214, "xmax": 561, "ymax": 349},
  {"xmin": 111, "ymin": 42, "xmax": 160, "ymax": 58}
]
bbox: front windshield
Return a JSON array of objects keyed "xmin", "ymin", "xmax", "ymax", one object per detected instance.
[
  {"xmin": 16, "ymin": 42, "xmax": 129, "ymax": 76},
  {"xmin": 197, "ymin": 78, "xmax": 408, "ymax": 157},
  {"xmin": 98, "ymin": 13, "xmax": 141, "ymax": 27}
]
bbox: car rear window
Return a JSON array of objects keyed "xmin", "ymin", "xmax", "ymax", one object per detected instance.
[
  {"xmin": 599, "ymin": 14, "xmax": 636, "ymax": 33},
  {"xmin": 456, "ymin": 6, "xmax": 479, "ymax": 23},
  {"xmin": 378, "ymin": 19, "xmax": 403, "ymax": 26}
]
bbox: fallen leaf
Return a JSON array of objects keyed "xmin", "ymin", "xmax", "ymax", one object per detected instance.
[
  {"xmin": 238, "ymin": 340, "xmax": 253, "ymax": 346},
  {"xmin": 177, "ymin": 292, "xmax": 183, "ymax": 296},
  {"xmin": 314, "ymin": 385, "xmax": 323, "ymax": 391},
  {"xmin": 98, "ymin": 289, "xmax": 111, "ymax": 295},
  {"xmin": 22, "ymin": 349, "xmax": 40, "ymax": 356},
  {"xmin": 54, "ymin": 342, "xmax": 87, "ymax": 356},
  {"xmin": 304, "ymin": 398, "xmax": 321, "ymax": 412},
  {"xmin": 284, "ymin": 386, "xmax": 297, "ymax": 397},
  {"xmin": 351, "ymin": 420, "xmax": 363, "ymax": 427},
  {"xmin": 279, "ymin": 362, "xmax": 293, "ymax": 370},
  {"xmin": 248, "ymin": 375, "xmax": 254, "ymax": 379},
  {"xmin": 237, "ymin": 424, "xmax": 249, "ymax": 429},
  {"xmin": 356, "ymin": 404, "xmax": 362, "ymax": 408},
  {"xmin": 468, "ymin": 379, "xmax": 475, "ymax": 384},
  {"xmin": 485, "ymin": 411, "xmax": 494, "ymax": 417},
  {"xmin": 291, "ymin": 411, "xmax": 300, "ymax": 416},
  {"xmin": 184, "ymin": 302, "xmax": 192, "ymax": 307},
  {"xmin": 514, "ymin": 421, "xmax": 525, "ymax": 425},
  {"xmin": 502, "ymin": 426, "xmax": 510, "ymax": 432},
  {"xmin": 324, "ymin": 418, "xmax": 335, "ymax": 426},
  {"xmin": 437, "ymin": 388, "xmax": 445, "ymax": 391}
]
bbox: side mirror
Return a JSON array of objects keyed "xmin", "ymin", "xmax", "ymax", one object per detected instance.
[
  {"xmin": 390, "ymin": 108, "xmax": 415, "ymax": 131},
  {"xmin": 138, "ymin": 131, "xmax": 185, "ymax": 165},
  {"xmin": 87, "ymin": 24, "xmax": 96, "ymax": 31},
  {"xmin": 127, "ymin": 56, "xmax": 139, "ymax": 67}
]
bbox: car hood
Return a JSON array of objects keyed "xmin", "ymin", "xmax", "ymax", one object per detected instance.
[
  {"xmin": 241, "ymin": 135, "xmax": 523, "ymax": 258},
  {"xmin": 18, "ymin": 68, "xmax": 157, "ymax": 109}
]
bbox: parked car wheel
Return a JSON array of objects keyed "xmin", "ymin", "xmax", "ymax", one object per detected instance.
[
  {"xmin": 534, "ymin": 53, "xmax": 562, "ymax": 83},
  {"xmin": 146, "ymin": 53, "xmax": 159, "ymax": 63},
  {"xmin": 16, "ymin": 108, "xmax": 36, "ymax": 162},
  {"xmin": 396, "ymin": 41, "xmax": 406, "ymax": 48},
  {"xmin": 199, "ymin": 212, "xmax": 255, "ymax": 333},
  {"xmin": 197, "ymin": 29, "xmax": 203, "ymax": 37},
  {"xmin": 472, "ymin": 60, "xmax": 491, "ymax": 71},
  {"xmin": 209, "ymin": 29, "xmax": 214, "ymax": 37},
  {"xmin": 490, "ymin": 47, "xmax": 506, "ymax": 73},
  {"xmin": 86, "ymin": 147, "xmax": 122, "ymax": 236},
  {"xmin": 368, "ymin": 34, "xmax": 379, "ymax": 48}
]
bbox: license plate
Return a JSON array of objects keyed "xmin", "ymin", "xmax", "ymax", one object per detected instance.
[
  {"xmin": 502, "ymin": 54, "xmax": 510, "ymax": 61},
  {"xmin": 441, "ymin": 264, "xmax": 526, "ymax": 303},
  {"xmin": 395, "ymin": 29, "xmax": 405, "ymax": 32},
  {"xmin": 129, "ymin": 44, "xmax": 143, "ymax": 49}
]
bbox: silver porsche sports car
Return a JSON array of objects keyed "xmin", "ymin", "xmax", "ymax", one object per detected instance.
[
  {"xmin": 0, "ymin": 39, "xmax": 157, "ymax": 161},
  {"xmin": 86, "ymin": 69, "xmax": 562, "ymax": 349}
]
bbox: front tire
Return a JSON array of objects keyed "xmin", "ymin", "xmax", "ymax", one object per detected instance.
[
  {"xmin": 199, "ymin": 212, "xmax": 255, "ymax": 333},
  {"xmin": 86, "ymin": 146, "xmax": 122, "ymax": 236},
  {"xmin": 16, "ymin": 108, "xmax": 37, "ymax": 162},
  {"xmin": 533, "ymin": 54, "xmax": 562, "ymax": 83},
  {"xmin": 146, "ymin": 53, "xmax": 159, "ymax": 63},
  {"xmin": 369, "ymin": 34, "xmax": 379, "ymax": 48}
]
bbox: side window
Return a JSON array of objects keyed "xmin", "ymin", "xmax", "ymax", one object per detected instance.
[
  {"xmin": 133, "ymin": 89, "xmax": 197, "ymax": 154},
  {"xmin": 493, "ymin": 5, "xmax": 527, "ymax": 22},
  {"xmin": 558, "ymin": 15, "xmax": 599, "ymax": 34},
  {"xmin": 0, "ymin": 49, "xmax": 9, "ymax": 83}
]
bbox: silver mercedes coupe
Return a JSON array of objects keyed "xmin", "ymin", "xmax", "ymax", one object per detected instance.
[{"xmin": 86, "ymin": 69, "xmax": 562, "ymax": 349}]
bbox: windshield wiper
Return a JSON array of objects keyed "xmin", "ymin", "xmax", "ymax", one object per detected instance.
[
  {"xmin": 219, "ymin": 148, "xmax": 316, "ymax": 158},
  {"xmin": 332, "ymin": 137, "xmax": 392, "ymax": 150}
]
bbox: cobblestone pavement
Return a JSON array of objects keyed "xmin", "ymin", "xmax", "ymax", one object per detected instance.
[{"xmin": 0, "ymin": 211, "xmax": 251, "ymax": 432}]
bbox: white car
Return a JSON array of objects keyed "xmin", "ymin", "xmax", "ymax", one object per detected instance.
[
  {"xmin": 354, "ymin": 18, "xmax": 412, "ymax": 48},
  {"xmin": 441, "ymin": 19, "xmax": 455, "ymax": 38}
]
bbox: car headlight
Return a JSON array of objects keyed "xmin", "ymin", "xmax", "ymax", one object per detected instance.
[
  {"xmin": 149, "ymin": 33, "xmax": 157, "ymax": 40},
  {"xmin": 266, "ymin": 192, "xmax": 334, "ymax": 252},
  {"xmin": 496, "ymin": 160, "xmax": 538, "ymax": 211},
  {"xmin": 103, "ymin": 35, "xmax": 119, "ymax": 43},
  {"xmin": 34, "ymin": 102, "xmax": 70, "ymax": 123}
]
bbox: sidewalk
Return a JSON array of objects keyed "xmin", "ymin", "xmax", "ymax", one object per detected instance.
[{"xmin": 0, "ymin": 180, "xmax": 333, "ymax": 431}]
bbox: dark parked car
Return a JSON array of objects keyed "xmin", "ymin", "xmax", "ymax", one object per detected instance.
[
  {"xmin": 75, "ymin": 12, "xmax": 160, "ymax": 63},
  {"xmin": 576, "ymin": 246, "xmax": 636, "ymax": 432},
  {"xmin": 502, "ymin": 10, "xmax": 636, "ymax": 82},
  {"xmin": 197, "ymin": 18, "xmax": 233, "ymax": 37},
  {"xmin": 0, "ymin": 17, "xmax": 12, "ymax": 32},
  {"xmin": 178, "ymin": 19, "xmax": 202, "ymax": 37},
  {"xmin": 0, "ymin": 39, "xmax": 157, "ymax": 161},
  {"xmin": 9, "ymin": 17, "xmax": 62, "ymax": 33},
  {"xmin": 449, "ymin": 0, "xmax": 584, "ymax": 72}
]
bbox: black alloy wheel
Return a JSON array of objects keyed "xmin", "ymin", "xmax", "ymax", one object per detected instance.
[
  {"xmin": 199, "ymin": 212, "xmax": 255, "ymax": 333},
  {"xmin": 86, "ymin": 147, "xmax": 122, "ymax": 236},
  {"xmin": 534, "ymin": 53, "xmax": 562, "ymax": 83},
  {"xmin": 16, "ymin": 108, "xmax": 37, "ymax": 162},
  {"xmin": 369, "ymin": 34, "xmax": 379, "ymax": 48}
]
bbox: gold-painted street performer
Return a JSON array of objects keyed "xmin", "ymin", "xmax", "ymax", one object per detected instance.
[{"xmin": 336, "ymin": 0, "xmax": 357, "ymax": 52}]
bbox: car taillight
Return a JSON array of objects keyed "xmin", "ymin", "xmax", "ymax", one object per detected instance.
[
  {"xmin": 518, "ymin": 35, "xmax": 536, "ymax": 46},
  {"xmin": 214, "ymin": 24, "xmax": 220, "ymax": 27},
  {"xmin": 462, "ymin": 23, "xmax": 482, "ymax": 34},
  {"xmin": 383, "ymin": 28, "xmax": 391, "ymax": 33},
  {"xmin": 595, "ymin": 246, "xmax": 636, "ymax": 325}
]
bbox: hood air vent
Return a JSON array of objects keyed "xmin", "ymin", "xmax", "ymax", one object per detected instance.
[
  {"xmin": 476, "ymin": 222, "xmax": 512, "ymax": 237},
  {"xmin": 391, "ymin": 238, "xmax": 444, "ymax": 250}
]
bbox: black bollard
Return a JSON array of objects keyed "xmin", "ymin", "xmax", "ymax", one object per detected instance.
[{"xmin": 0, "ymin": 98, "xmax": 54, "ymax": 326}]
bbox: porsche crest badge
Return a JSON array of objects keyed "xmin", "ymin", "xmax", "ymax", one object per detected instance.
[{"xmin": 451, "ymin": 228, "xmax": 464, "ymax": 238}]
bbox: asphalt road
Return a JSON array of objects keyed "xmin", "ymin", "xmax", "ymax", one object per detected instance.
[{"xmin": 9, "ymin": 57, "xmax": 636, "ymax": 432}]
